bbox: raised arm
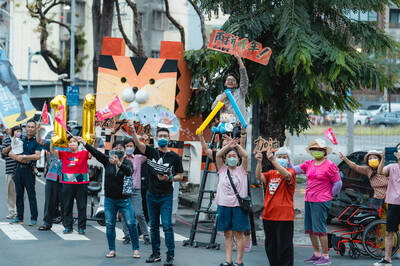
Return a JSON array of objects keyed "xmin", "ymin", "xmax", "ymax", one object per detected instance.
[
  {"xmin": 216, "ymin": 140, "xmax": 235, "ymax": 171},
  {"xmin": 235, "ymin": 55, "xmax": 248, "ymax": 95},
  {"xmin": 199, "ymin": 132, "xmax": 213, "ymax": 160},
  {"xmin": 240, "ymin": 127, "xmax": 247, "ymax": 149},
  {"xmin": 267, "ymin": 150, "xmax": 292, "ymax": 181},
  {"xmin": 127, "ymin": 120, "xmax": 146, "ymax": 154},
  {"xmin": 81, "ymin": 139, "xmax": 108, "ymax": 166},
  {"xmin": 236, "ymin": 142, "xmax": 248, "ymax": 171},
  {"xmin": 36, "ymin": 123, "xmax": 46, "ymax": 146},
  {"xmin": 50, "ymin": 138, "xmax": 60, "ymax": 159},
  {"xmin": 339, "ymin": 152, "xmax": 369, "ymax": 176},
  {"xmin": 378, "ymin": 151, "xmax": 390, "ymax": 177},
  {"xmin": 255, "ymin": 152, "xmax": 266, "ymax": 183}
]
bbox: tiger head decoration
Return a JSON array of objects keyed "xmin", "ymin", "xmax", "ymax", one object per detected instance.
[{"xmin": 96, "ymin": 55, "xmax": 178, "ymax": 120}]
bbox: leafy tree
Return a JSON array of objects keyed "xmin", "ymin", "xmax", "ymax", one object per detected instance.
[{"xmin": 185, "ymin": 0, "xmax": 400, "ymax": 145}]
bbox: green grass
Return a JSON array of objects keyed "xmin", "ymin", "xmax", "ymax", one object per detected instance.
[{"xmin": 302, "ymin": 125, "xmax": 400, "ymax": 136}]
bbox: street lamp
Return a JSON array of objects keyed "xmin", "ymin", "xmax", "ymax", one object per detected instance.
[{"xmin": 27, "ymin": 47, "xmax": 40, "ymax": 98}]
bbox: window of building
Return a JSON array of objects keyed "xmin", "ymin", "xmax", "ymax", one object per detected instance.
[
  {"xmin": 390, "ymin": 9, "xmax": 400, "ymax": 28},
  {"xmin": 153, "ymin": 10, "xmax": 165, "ymax": 31},
  {"xmin": 151, "ymin": 50, "xmax": 160, "ymax": 58},
  {"xmin": 347, "ymin": 10, "xmax": 378, "ymax": 22},
  {"xmin": 139, "ymin": 12, "xmax": 144, "ymax": 30}
]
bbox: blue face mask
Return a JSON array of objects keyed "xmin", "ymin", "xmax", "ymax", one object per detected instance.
[
  {"xmin": 158, "ymin": 138, "xmax": 168, "ymax": 148},
  {"xmin": 125, "ymin": 148, "xmax": 134, "ymax": 155},
  {"xmin": 226, "ymin": 157, "xmax": 239, "ymax": 167},
  {"xmin": 276, "ymin": 158, "xmax": 289, "ymax": 168}
]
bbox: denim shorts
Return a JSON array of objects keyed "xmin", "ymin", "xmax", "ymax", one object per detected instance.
[
  {"xmin": 217, "ymin": 205, "xmax": 250, "ymax": 232},
  {"xmin": 304, "ymin": 201, "xmax": 332, "ymax": 236}
]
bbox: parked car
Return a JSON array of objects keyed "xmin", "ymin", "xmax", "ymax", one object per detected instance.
[
  {"xmin": 328, "ymin": 151, "xmax": 394, "ymax": 222},
  {"xmin": 366, "ymin": 111, "xmax": 400, "ymax": 127},
  {"xmin": 354, "ymin": 109, "xmax": 371, "ymax": 125},
  {"xmin": 367, "ymin": 103, "xmax": 400, "ymax": 116}
]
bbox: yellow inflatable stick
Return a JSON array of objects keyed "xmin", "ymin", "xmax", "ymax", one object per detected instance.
[
  {"xmin": 196, "ymin": 101, "xmax": 224, "ymax": 136},
  {"xmin": 50, "ymin": 95, "xmax": 68, "ymax": 147},
  {"xmin": 82, "ymin": 94, "xmax": 96, "ymax": 145}
]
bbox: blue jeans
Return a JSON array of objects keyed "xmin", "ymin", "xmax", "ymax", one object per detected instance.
[
  {"xmin": 122, "ymin": 189, "xmax": 149, "ymax": 238},
  {"xmin": 146, "ymin": 192, "xmax": 174, "ymax": 257},
  {"xmin": 104, "ymin": 197, "xmax": 139, "ymax": 251}
]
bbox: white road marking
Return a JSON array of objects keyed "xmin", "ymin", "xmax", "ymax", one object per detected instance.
[
  {"xmin": 51, "ymin": 224, "xmax": 89, "ymax": 240},
  {"xmin": 0, "ymin": 222, "xmax": 38, "ymax": 240},
  {"xmin": 92, "ymin": 225, "xmax": 125, "ymax": 241},
  {"xmin": 36, "ymin": 177, "xmax": 46, "ymax": 185}
]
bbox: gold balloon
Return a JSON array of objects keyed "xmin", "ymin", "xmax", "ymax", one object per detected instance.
[
  {"xmin": 50, "ymin": 95, "xmax": 68, "ymax": 147},
  {"xmin": 82, "ymin": 94, "xmax": 96, "ymax": 145}
]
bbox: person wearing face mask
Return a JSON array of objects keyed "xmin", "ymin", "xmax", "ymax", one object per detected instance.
[
  {"xmin": 374, "ymin": 146, "xmax": 400, "ymax": 266},
  {"xmin": 215, "ymin": 139, "xmax": 249, "ymax": 266},
  {"xmin": 128, "ymin": 120, "xmax": 183, "ymax": 266},
  {"xmin": 255, "ymin": 147, "xmax": 296, "ymax": 266},
  {"xmin": 293, "ymin": 138, "xmax": 342, "ymax": 266},
  {"xmin": 0, "ymin": 126, "xmax": 20, "ymax": 220},
  {"xmin": 50, "ymin": 135, "xmax": 91, "ymax": 235},
  {"xmin": 339, "ymin": 150, "xmax": 388, "ymax": 209},
  {"xmin": 79, "ymin": 138, "xmax": 141, "ymax": 259},
  {"xmin": 121, "ymin": 138, "xmax": 150, "ymax": 246}
]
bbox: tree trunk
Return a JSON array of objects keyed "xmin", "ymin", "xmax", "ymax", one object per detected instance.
[
  {"xmin": 258, "ymin": 99, "xmax": 286, "ymax": 171},
  {"xmin": 92, "ymin": 0, "xmax": 114, "ymax": 93},
  {"xmin": 164, "ymin": 0, "xmax": 185, "ymax": 49},
  {"xmin": 187, "ymin": 0, "xmax": 206, "ymax": 49}
]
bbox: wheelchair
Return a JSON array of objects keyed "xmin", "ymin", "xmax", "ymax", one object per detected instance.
[{"xmin": 328, "ymin": 203, "xmax": 400, "ymax": 259}]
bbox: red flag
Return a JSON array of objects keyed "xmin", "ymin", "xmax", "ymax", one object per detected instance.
[
  {"xmin": 96, "ymin": 96, "xmax": 125, "ymax": 121},
  {"xmin": 324, "ymin": 128, "xmax": 338, "ymax": 145},
  {"xmin": 55, "ymin": 105, "xmax": 67, "ymax": 131},
  {"xmin": 41, "ymin": 102, "xmax": 49, "ymax": 125}
]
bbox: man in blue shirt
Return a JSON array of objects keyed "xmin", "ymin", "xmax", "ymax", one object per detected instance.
[{"xmin": 9, "ymin": 120, "xmax": 42, "ymax": 225}]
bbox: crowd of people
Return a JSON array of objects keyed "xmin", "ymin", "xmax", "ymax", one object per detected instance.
[{"xmin": 0, "ymin": 54, "xmax": 399, "ymax": 266}]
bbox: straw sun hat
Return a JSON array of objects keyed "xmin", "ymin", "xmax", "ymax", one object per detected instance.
[
  {"xmin": 306, "ymin": 138, "xmax": 332, "ymax": 155},
  {"xmin": 363, "ymin": 150, "xmax": 382, "ymax": 165}
]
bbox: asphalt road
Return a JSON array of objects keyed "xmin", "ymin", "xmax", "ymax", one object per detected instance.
[{"xmin": 0, "ymin": 161, "xmax": 394, "ymax": 266}]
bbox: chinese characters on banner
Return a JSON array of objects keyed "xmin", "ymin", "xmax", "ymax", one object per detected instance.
[
  {"xmin": 207, "ymin": 29, "xmax": 272, "ymax": 66},
  {"xmin": 253, "ymin": 136, "xmax": 280, "ymax": 154}
]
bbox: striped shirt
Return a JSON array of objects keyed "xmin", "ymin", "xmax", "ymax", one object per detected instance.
[{"xmin": 0, "ymin": 136, "xmax": 17, "ymax": 174}]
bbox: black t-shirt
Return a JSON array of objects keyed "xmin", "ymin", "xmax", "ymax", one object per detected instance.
[{"xmin": 144, "ymin": 145, "xmax": 183, "ymax": 194}]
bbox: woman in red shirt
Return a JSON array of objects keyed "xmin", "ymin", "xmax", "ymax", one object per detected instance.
[
  {"xmin": 255, "ymin": 147, "xmax": 296, "ymax": 266},
  {"xmin": 50, "ymin": 134, "xmax": 91, "ymax": 235}
]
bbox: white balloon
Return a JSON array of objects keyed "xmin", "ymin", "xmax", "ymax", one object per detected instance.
[
  {"xmin": 122, "ymin": 88, "xmax": 135, "ymax": 103},
  {"xmin": 135, "ymin": 89, "xmax": 149, "ymax": 104}
]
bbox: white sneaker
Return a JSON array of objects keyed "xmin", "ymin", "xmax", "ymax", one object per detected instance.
[
  {"xmin": 373, "ymin": 258, "xmax": 392, "ymax": 266},
  {"xmin": 6, "ymin": 214, "xmax": 16, "ymax": 219}
]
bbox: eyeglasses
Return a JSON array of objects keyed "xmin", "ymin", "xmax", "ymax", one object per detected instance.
[{"xmin": 157, "ymin": 134, "xmax": 169, "ymax": 138}]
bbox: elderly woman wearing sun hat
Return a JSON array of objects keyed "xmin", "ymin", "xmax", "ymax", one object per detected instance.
[{"xmin": 294, "ymin": 138, "xmax": 342, "ymax": 265}]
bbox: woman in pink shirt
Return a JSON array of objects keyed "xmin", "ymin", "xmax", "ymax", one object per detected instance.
[
  {"xmin": 294, "ymin": 139, "xmax": 342, "ymax": 265},
  {"xmin": 215, "ymin": 139, "xmax": 249, "ymax": 266}
]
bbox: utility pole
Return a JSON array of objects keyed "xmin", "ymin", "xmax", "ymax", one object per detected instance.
[{"xmin": 69, "ymin": 0, "xmax": 77, "ymax": 122}]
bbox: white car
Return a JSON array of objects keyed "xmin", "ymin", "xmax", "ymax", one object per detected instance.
[{"xmin": 354, "ymin": 110, "xmax": 371, "ymax": 125}]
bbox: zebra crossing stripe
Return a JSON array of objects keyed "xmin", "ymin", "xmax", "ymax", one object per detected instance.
[
  {"xmin": 92, "ymin": 225, "xmax": 125, "ymax": 241},
  {"xmin": 0, "ymin": 222, "xmax": 37, "ymax": 240},
  {"xmin": 51, "ymin": 224, "xmax": 89, "ymax": 240}
]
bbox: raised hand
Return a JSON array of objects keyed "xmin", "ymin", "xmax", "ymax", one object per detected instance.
[
  {"xmin": 339, "ymin": 152, "xmax": 345, "ymax": 160},
  {"xmin": 266, "ymin": 150, "xmax": 275, "ymax": 162},
  {"xmin": 255, "ymin": 152, "xmax": 263, "ymax": 162}
]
